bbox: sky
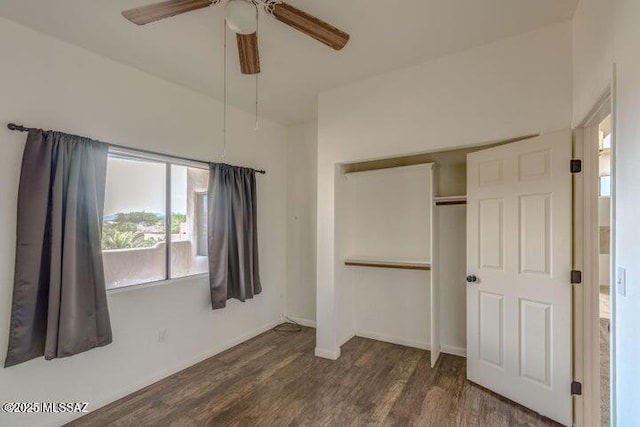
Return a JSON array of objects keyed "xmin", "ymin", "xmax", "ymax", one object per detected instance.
[{"xmin": 103, "ymin": 157, "xmax": 188, "ymax": 217}]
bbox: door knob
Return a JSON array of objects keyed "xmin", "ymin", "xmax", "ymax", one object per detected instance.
[{"xmin": 466, "ymin": 274, "xmax": 478, "ymax": 283}]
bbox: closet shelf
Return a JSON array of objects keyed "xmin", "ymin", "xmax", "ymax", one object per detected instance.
[
  {"xmin": 434, "ymin": 195, "xmax": 467, "ymax": 206},
  {"xmin": 344, "ymin": 257, "xmax": 431, "ymax": 271}
]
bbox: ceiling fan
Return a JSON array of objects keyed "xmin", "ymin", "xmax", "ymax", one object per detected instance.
[{"xmin": 122, "ymin": 0, "xmax": 350, "ymax": 75}]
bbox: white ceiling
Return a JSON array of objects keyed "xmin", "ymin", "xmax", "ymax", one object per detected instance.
[{"xmin": 0, "ymin": 0, "xmax": 578, "ymax": 125}]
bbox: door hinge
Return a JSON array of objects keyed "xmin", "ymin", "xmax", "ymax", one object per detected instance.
[
  {"xmin": 571, "ymin": 270, "xmax": 582, "ymax": 284},
  {"xmin": 570, "ymin": 159, "xmax": 582, "ymax": 173},
  {"xmin": 571, "ymin": 381, "xmax": 583, "ymax": 396}
]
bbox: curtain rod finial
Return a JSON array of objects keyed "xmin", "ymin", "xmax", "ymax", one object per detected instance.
[{"xmin": 7, "ymin": 123, "xmax": 29, "ymax": 132}]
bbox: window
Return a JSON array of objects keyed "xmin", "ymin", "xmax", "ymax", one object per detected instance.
[
  {"xmin": 599, "ymin": 126, "xmax": 612, "ymax": 198},
  {"xmin": 600, "ymin": 175, "xmax": 611, "ymax": 197},
  {"xmin": 600, "ymin": 132, "xmax": 612, "ymax": 150},
  {"xmin": 102, "ymin": 151, "xmax": 209, "ymax": 290}
]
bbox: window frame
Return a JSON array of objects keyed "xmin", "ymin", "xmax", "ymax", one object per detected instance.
[
  {"xmin": 104, "ymin": 147, "xmax": 209, "ymax": 292},
  {"xmin": 195, "ymin": 191, "xmax": 209, "ymax": 257}
]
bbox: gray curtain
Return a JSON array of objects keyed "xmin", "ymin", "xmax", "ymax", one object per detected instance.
[
  {"xmin": 4, "ymin": 130, "xmax": 112, "ymax": 367},
  {"xmin": 208, "ymin": 163, "xmax": 261, "ymax": 310}
]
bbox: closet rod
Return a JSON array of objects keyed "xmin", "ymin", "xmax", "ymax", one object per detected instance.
[
  {"xmin": 7, "ymin": 123, "xmax": 266, "ymax": 174},
  {"xmin": 344, "ymin": 259, "xmax": 431, "ymax": 271},
  {"xmin": 435, "ymin": 200, "xmax": 467, "ymax": 206}
]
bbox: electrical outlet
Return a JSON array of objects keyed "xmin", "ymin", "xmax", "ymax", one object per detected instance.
[
  {"xmin": 158, "ymin": 329, "xmax": 167, "ymax": 343},
  {"xmin": 617, "ymin": 267, "xmax": 626, "ymax": 296}
]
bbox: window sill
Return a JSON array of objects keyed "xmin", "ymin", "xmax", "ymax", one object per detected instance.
[{"xmin": 106, "ymin": 273, "xmax": 209, "ymax": 294}]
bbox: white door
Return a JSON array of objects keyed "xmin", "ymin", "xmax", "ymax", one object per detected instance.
[{"xmin": 466, "ymin": 130, "xmax": 572, "ymax": 426}]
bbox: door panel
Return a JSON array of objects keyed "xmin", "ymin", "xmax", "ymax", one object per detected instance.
[
  {"xmin": 519, "ymin": 298, "xmax": 552, "ymax": 387},
  {"xmin": 479, "ymin": 291, "xmax": 505, "ymax": 368},
  {"xmin": 519, "ymin": 194, "xmax": 551, "ymax": 275},
  {"xmin": 479, "ymin": 198, "xmax": 505, "ymax": 270},
  {"xmin": 466, "ymin": 130, "xmax": 572, "ymax": 426}
]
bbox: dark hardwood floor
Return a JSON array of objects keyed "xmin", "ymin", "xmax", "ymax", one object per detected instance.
[{"xmin": 67, "ymin": 326, "xmax": 560, "ymax": 426}]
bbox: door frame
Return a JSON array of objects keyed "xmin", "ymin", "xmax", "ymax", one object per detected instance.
[{"xmin": 573, "ymin": 84, "xmax": 614, "ymax": 427}]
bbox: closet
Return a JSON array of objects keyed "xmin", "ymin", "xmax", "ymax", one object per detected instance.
[{"xmin": 337, "ymin": 150, "xmax": 469, "ymax": 366}]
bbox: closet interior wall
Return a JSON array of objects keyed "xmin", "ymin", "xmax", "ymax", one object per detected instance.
[{"xmin": 336, "ymin": 154, "xmax": 468, "ymax": 357}]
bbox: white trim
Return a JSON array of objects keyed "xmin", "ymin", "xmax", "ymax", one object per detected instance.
[
  {"xmin": 441, "ymin": 344, "xmax": 466, "ymax": 357},
  {"xmin": 578, "ymin": 89, "xmax": 613, "ymax": 129},
  {"xmin": 339, "ymin": 332, "xmax": 355, "ymax": 347},
  {"xmin": 434, "ymin": 195, "xmax": 467, "ymax": 203},
  {"xmin": 572, "ymin": 127, "xmax": 586, "ymax": 427},
  {"xmin": 609, "ymin": 63, "xmax": 617, "ymax": 427},
  {"xmin": 573, "ymin": 84, "xmax": 613, "ymax": 427},
  {"xmin": 108, "ymin": 146, "xmax": 208, "ymax": 170},
  {"xmin": 107, "ymin": 273, "xmax": 208, "ymax": 294},
  {"xmin": 430, "ymin": 164, "xmax": 440, "ymax": 367},
  {"xmin": 344, "ymin": 162, "xmax": 435, "ymax": 178},
  {"xmin": 344, "ymin": 330, "xmax": 467, "ymax": 357},
  {"xmin": 315, "ymin": 347, "xmax": 341, "ymax": 360},
  {"xmin": 355, "ymin": 330, "xmax": 429, "ymax": 350},
  {"xmin": 575, "ymin": 118, "xmax": 602, "ymax": 427},
  {"xmin": 286, "ymin": 316, "xmax": 317, "ymax": 328}
]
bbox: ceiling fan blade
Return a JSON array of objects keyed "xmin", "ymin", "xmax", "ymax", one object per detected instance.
[
  {"xmin": 122, "ymin": 0, "xmax": 215, "ymax": 25},
  {"xmin": 271, "ymin": 2, "xmax": 349, "ymax": 50},
  {"xmin": 237, "ymin": 32, "xmax": 261, "ymax": 75}
]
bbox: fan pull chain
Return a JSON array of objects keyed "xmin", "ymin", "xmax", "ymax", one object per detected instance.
[
  {"xmin": 222, "ymin": 18, "xmax": 228, "ymax": 159},
  {"xmin": 254, "ymin": 70, "xmax": 259, "ymax": 130},
  {"xmin": 254, "ymin": 7, "xmax": 260, "ymax": 131}
]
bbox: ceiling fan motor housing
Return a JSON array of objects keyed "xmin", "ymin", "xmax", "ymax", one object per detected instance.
[{"xmin": 225, "ymin": 0, "xmax": 257, "ymax": 35}]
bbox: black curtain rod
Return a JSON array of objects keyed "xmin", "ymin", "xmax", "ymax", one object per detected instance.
[{"xmin": 7, "ymin": 123, "xmax": 266, "ymax": 174}]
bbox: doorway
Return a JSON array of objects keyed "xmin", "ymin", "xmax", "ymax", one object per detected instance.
[{"xmin": 597, "ymin": 114, "xmax": 612, "ymax": 426}]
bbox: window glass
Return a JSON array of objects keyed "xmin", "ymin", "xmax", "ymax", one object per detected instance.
[
  {"xmin": 170, "ymin": 165, "xmax": 209, "ymax": 278},
  {"xmin": 102, "ymin": 156, "xmax": 167, "ymax": 289},
  {"xmin": 600, "ymin": 175, "xmax": 611, "ymax": 197}
]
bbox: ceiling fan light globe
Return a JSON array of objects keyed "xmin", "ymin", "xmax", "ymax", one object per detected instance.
[{"xmin": 225, "ymin": 0, "xmax": 257, "ymax": 35}]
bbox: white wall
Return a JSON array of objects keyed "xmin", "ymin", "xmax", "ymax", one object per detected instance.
[
  {"xmin": 285, "ymin": 122, "xmax": 317, "ymax": 325},
  {"xmin": 436, "ymin": 204, "xmax": 467, "ymax": 353},
  {"xmin": 334, "ymin": 168, "xmax": 356, "ymax": 348},
  {"xmin": 572, "ymin": 0, "xmax": 614, "ymax": 126},
  {"xmin": 353, "ymin": 268, "xmax": 431, "ymax": 348},
  {"xmin": 0, "ymin": 18, "xmax": 287, "ymax": 427},
  {"xmin": 316, "ymin": 22, "xmax": 573, "ymax": 356},
  {"xmin": 345, "ymin": 165, "xmax": 433, "ymax": 350},
  {"xmin": 612, "ymin": 1, "xmax": 640, "ymax": 420},
  {"xmin": 573, "ymin": 0, "xmax": 640, "ymax": 423},
  {"xmin": 347, "ymin": 166, "xmax": 432, "ymax": 261}
]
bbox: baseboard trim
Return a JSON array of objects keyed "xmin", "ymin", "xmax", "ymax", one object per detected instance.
[
  {"xmin": 339, "ymin": 332, "xmax": 355, "ymax": 347},
  {"xmin": 286, "ymin": 316, "xmax": 316, "ymax": 328},
  {"xmin": 315, "ymin": 347, "xmax": 341, "ymax": 360},
  {"xmin": 441, "ymin": 344, "xmax": 466, "ymax": 357},
  {"xmin": 355, "ymin": 330, "xmax": 429, "ymax": 350},
  {"xmin": 354, "ymin": 330, "xmax": 467, "ymax": 357}
]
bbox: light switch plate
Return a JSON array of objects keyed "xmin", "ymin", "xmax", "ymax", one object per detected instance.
[{"xmin": 617, "ymin": 267, "xmax": 626, "ymax": 296}]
